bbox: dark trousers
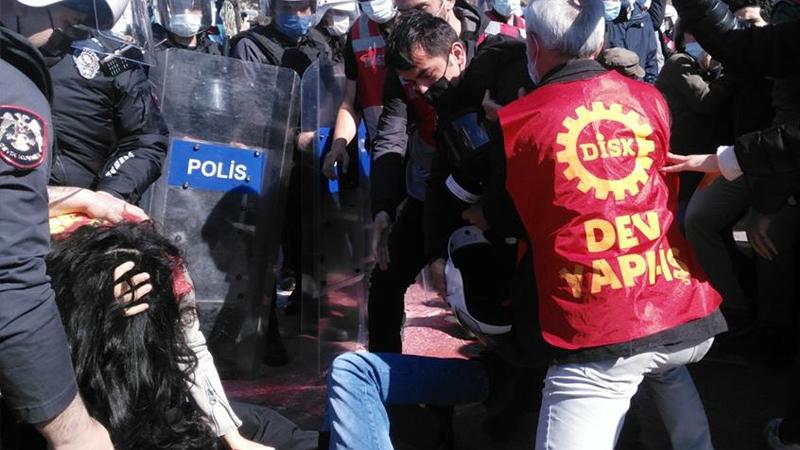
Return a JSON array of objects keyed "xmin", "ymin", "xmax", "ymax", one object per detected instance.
[
  {"xmin": 231, "ymin": 400, "xmax": 318, "ymax": 450},
  {"xmin": 781, "ymin": 352, "xmax": 800, "ymax": 443},
  {"xmin": 367, "ymin": 197, "xmax": 427, "ymax": 353}
]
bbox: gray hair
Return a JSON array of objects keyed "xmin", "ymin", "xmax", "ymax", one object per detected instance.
[{"xmin": 524, "ymin": 0, "xmax": 605, "ymax": 58}]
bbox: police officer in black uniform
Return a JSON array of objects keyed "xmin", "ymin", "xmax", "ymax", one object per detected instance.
[
  {"xmin": 0, "ymin": 1, "xmax": 114, "ymax": 447},
  {"xmin": 230, "ymin": 0, "xmax": 332, "ymax": 74},
  {"xmin": 44, "ymin": 0, "xmax": 169, "ymax": 204},
  {"xmin": 152, "ymin": 0, "xmax": 225, "ymax": 55}
]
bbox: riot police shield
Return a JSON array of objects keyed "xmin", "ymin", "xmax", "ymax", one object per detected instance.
[
  {"xmin": 299, "ymin": 61, "xmax": 371, "ymax": 372},
  {"xmin": 142, "ymin": 48, "xmax": 299, "ymax": 378}
]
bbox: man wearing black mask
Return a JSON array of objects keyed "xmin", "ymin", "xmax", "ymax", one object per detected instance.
[{"xmin": 366, "ymin": 0, "xmax": 491, "ymax": 354}]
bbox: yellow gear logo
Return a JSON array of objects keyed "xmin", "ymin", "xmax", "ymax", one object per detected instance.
[{"xmin": 555, "ymin": 102, "xmax": 655, "ymax": 201}]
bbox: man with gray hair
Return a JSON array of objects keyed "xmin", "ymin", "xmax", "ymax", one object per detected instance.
[{"xmin": 485, "ymin": 0, "xmax": 727, "ymax": 448}]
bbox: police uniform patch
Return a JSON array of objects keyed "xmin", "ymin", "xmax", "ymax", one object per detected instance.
[
  {"xmin": 0, "ymin": 106, "xmax": 47, "ymax": 169},
  {"xmin": 73, "ymin": 48, "xmax": 101, "ymax": 79}
]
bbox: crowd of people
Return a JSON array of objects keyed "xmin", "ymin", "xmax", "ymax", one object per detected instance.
[{"xmin": 0, "ymin": 0, "xmax": 798, "ymax": 448}]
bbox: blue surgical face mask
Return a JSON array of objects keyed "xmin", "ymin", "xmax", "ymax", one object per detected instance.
[
  {"xmin": 277, "ymin": 14, "xmax": 313, "ymax": 39},
  {"xmin": 684, "ymin": 42, "xmax": 703, "ymax": 61},
  {"xmin": 603, "ymin": 0, "xmax": 622, "ymax": 21}
]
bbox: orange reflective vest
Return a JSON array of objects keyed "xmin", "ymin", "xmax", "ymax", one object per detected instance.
[
  {"xmin": 499, "ymin": 70, "xmax": 721, "ymax": 350},
  {"xmin": 350, "ymin": 15, "xmax": 387, "ymax": 141}
]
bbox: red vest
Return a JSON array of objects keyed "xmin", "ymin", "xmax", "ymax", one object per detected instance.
[
  {"xmin": 350, "ymin": 15, "xmax": 386, "ymax": 140},
  {"xmin": 499, "ymin": 70, "xmax": 721, "ymax": 350},
  {"xmin": 400, "ymin": 81, "xmax": 437, "ymax": 146},
  {"xmin": 481, "ymin": 10, "xmax": 526, "ymax": 43}
]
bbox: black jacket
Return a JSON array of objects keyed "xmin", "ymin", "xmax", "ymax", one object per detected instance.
[
  {"xmin": 370, "ymin": 0, "xmax": 490, "ymax": 221},
  {"xmin": 672, "ymin": 0, "xmax": 800, "ymax": 213},
  {"xmin": 48, "ymin": 37, "xmax": 169, "ymax": 204},
  {"xmin": 153, "ymin": 25, "xmax": 225, "ymax": 56},
  {"xmin": 229, "ymin": 23, "xmax": 332, "ymax": 76},
  {"xmin": 0, "ymin": 26, "xmax": 79, "ymax": 425},
  {"xmin": 424, "ymin": 35, "xmax": 532, "ymax": 260}
]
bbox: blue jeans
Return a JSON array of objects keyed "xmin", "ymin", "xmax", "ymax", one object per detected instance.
[{"xmin": 324, "ymin": 352, "xmax": 489, "ymax": 450}]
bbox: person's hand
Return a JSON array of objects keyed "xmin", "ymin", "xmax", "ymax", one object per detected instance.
[
  {"xmin": 660, "ymin": 153, "xmax": 720, "ymax": 174},
  {"xmin": 482, "ymin": 90, "xmax": 503, "ymax": 122},
  {"xmin": 114, "ymin": 261, "xmax": 152, "ymax": 316},
  {"xmin": 461, "ymin": 204, "xmax": 488, "ymax": 230},
  {"xmin": 746, "ymin": 210, "xmax": 778, "ymax": 261},
  {"xmin": 84, "ymin": 190, "xmax": 149, "ymax": 223},
  {"xmin": 430, "ymin": 258, "xmax": 447, "ymax": 298},
  {"xmin": 371, "ymin": 211, "xmax": 392, "ymax": 271},
  {"xmin": 222, "ymin": 430, "xmax": 275, "ymax": 450},
  {"xmin": 322, "ymin": 139, "xmax": 350, "ymax": 180},
  {"xmin": 296, "ymin": 131, "xmax": 316, "ymax": 152}
]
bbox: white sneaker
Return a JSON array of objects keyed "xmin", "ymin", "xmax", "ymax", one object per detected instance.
[{"xmin": 766, "ymin": 418, "xmax": 800, "ymax": 450}]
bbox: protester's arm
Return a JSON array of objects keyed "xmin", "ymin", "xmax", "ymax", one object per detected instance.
[
  {"xmin": 323, "ymin": 79, "xmax": 360, "ymax": 180},
  {"xmin": 643, "ymin": 17, "xmax": 660, "ymax": 84},
  {"xmin": 176, "ymin": 271, "xmax": 244, "ymax": 439},
  {"xmin": 36, "ymin": 395, "xmax": 113, "ymax": 450},
  {"xmin": 732, "ymin": 122, "xmax": 800, "ymax": 178},
  {"xmin": 423, "ymin": 153, "xmax": 462, "ymax": 263},
  {"xmin": 96, "ymin": 67, "xmax": 168, "ymax": 204},
  {"xmin": 370, "ymin": 71, "xmax": 410, "ymax": 221},
  {"xmin": 679, "ymin": 69, "xmax": 736, "ymax": 115},
  {"xmin": 672, "ymin": 0, "xmax": 800, "ymax": 77},
  {"xmin": 47, "ymin": 186, "xmax": 148, "ymax": 223},
  {"xmin": 647, "ymin": 0, "xmax": 665, "ymax": 30},
  {"xmin": 479, "ymin": 121, "xmax": 527, "ymax": 238}
]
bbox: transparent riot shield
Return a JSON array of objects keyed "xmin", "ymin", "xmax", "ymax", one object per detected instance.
[
  {"xmin": 142, "ymin": 48, "xmax": 299, "ymax": 378},
  {"xmin": 299, "ymin": 61, "xmax": 371, "ymax": 373}
]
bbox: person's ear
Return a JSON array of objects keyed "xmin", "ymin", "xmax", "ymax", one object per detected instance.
[{"xmin": 451, "ymin": 41, "xmax": 466, "ymax": 68}]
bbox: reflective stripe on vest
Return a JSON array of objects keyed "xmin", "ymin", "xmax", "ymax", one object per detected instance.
[{"xmin": 351, "ymin": 15, "xmax": 386, "ymax": 139}]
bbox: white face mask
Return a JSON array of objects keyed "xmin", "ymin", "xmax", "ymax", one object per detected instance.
[
  {"xmin": 492, "ymin": 0, "xmax": 520, "ymax": 18},
  {"xmin": 168, "ymin": 12, "xmax": 204, "ymax": 37},
  {"xmin": 527, "ymin": 35, "xmax": 540, "ymax": 85},
  {"xmin": 360, "ymin": 0, "xmax": 397, "ymax": 24},
  {"xmin": 325, "ymin": 12, "xmax": 352, "ymax": 36},
  {"xmin": 603, "ymin": 0, "xmax": 622, "ymax": 21}
]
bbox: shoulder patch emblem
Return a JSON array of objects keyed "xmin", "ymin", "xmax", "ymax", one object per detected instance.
[
  {"xmin": 73, "ymin": 48, "xmax": 101, "ymax": 79},
  {"xmin": 0, "ymin": 106, "xmax": 47, "ymax": 170}
]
